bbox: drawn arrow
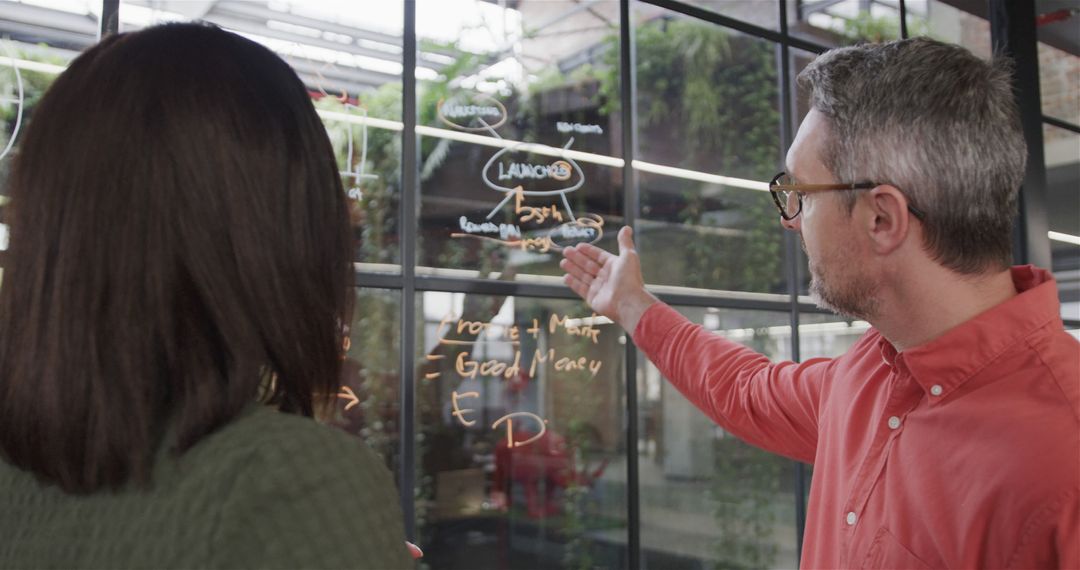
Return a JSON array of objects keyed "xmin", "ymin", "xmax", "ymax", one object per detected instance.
[{"xmin": 337, "ymin": 386, "xmax": 360, "ymax": 411}]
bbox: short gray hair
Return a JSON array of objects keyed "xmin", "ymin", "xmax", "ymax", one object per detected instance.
[{"xmin": 798, "ymin": 37, "xmax": 1026, "ymax": 274}]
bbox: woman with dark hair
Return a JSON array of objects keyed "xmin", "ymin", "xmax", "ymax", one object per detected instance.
[{"xmin": 0, "ymin": 23, "xmax": 411, "ymax": 569}]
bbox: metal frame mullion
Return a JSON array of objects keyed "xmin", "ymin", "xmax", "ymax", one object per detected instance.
[
  {"xmin": 643, "ymin": 0, "xmax": 828, "ymax": 54},
  {"xmin": 989, "ymin": 0, "xmax": 1052, "ymax": 269},
  {"xmin": 619, "ymin": 1, "xmax": 641, "ymax": 567},
  {"xmin": 899, "ymin": 0, "xmax": 908, "ymax": 38},
  {"xmin": 1043, "ymin": 115, "xmax": 1080, "ymax": 135},
  {"xmin": 399, "ymin": 0, "xmax": 418, "ymax": 542},
  {"xmin": 99, "ymin": 0, "xmax": 118, "ymax": 38},
  {"xmin": 415, "ymin": 276, "xmax": 579, "ymax": 299},
  {"xmin": 353, "ymin": 271, "xmax": 403, "ymax": 290},
  {"xmin": 777, "ymin": 1, "xmax": 810, "ymax": 563},
  {"xmin": 356, "ymin": 271, "xmax": 832, "ymax": 313},
  {"xmin": 655, "ymin": 291, "xmax": 822, "ymax": 314}
]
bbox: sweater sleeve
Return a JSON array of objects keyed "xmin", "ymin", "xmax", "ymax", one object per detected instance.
[
  {"xmin": 209, "ymin": 418, "xmax": 413, "ymax": 570},
  {"xmin": 634, "ymin": 302, "xmax": 832, "ymax": 463}
]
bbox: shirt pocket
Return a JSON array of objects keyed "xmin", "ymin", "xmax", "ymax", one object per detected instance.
[{"xmin": 861, "ymin": 526, "xmax": 934, "ymax": 570}]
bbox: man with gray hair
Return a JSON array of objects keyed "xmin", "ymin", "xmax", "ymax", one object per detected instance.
[{"xmin": 562, "ymin": 37, "xmax": 1078, "ymax": 568}]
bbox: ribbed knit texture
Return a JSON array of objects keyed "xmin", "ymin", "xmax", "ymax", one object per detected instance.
[{"xmin": 0, "ymin": 405, "xmax": 412, "ymax": 570}]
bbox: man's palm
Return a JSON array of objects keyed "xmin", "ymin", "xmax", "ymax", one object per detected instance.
[{"xmin": 560, "ymin": 226, "xmax": 656, "ymax": 332}]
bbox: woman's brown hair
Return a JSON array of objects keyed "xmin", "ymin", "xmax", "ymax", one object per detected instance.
[{"xmin": 0, "ymin": 23, "xmax": 354, "ymax": 493}]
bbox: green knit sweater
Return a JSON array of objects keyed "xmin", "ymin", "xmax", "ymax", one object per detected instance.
[{"xmin": 0, "ymin": 405, "xmax": 412, "ymax": 569}]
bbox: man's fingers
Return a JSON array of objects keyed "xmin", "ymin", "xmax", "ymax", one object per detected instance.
[
  {"xmin": 617, "ymin": 225, "xmax": 636, "ymax": 255},
  {"xmin": 571, "ymin": 241, "xmax": 611, "ymax": 266},
  {"xmin": 559, "ymin": 259, "xmax": 593, "ymax": 285},
  {"xmin": 559, "ymin": 257, "xmax": 595, "ymax": 284},
  {"xmin": 566, "ymin": 226, "xmax": 633, "ymax": 266},
  {"xmin": 562, "ymin": 248, "xmax": 604, "ymax": 279},
  {"xmin": 563, "ymin": 273, "xmax": 590, "ymax": 300},
  {"xmin": 575, "ymin": 253, "xmax": 602, "ymax": 277}
]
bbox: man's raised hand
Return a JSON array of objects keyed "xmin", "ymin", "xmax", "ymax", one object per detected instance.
[{"xmin": 560, "ymin": 226, "xmax": 658, "ymax": 334}]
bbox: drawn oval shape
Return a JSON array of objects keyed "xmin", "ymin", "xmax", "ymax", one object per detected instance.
[
  {"xmin": 482, "ymin": 145, "xmax": 585, "ymax": 196},
  {"xmin": 437, "ymin": 92, "xmax": 507, "ymax": 132},
  {"xmin": 546, "ymin": 214, "xmax": 605, "ymax": 250},
  {"xmin": 0, "ymin": 49, "xmax": 25, "ymax": 163}
]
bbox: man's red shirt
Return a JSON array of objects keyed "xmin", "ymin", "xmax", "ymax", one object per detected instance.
[{"xmin": 634, "ymin": 265, "xmax": 1079, "ymax": 568}]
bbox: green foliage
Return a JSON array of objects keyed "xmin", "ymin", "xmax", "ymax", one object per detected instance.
[
  {"xmin": 0, "ymin": 46, "xmax": 67, "ymax": 188},
  {"xmin": 417, "ymin": 41, "xmax": 483, "ymax": 163},
  {"xmin": 597, "ymin": 18, "xmax": 787, "ymax": 567},
  {"xmin": 0, "ymin": 46, "xmax": 64, "ymax": 125},
  {"xmin": 315, "ymin": 84, "xmax": 402, "ymax": 265},
  {"xmin": 553, "ymin": 315, "xmax": 611, "ymax": 570},
  {"xmin": 346, "ymin": 290, "xmax": 401, "ymax": 459},
  {"xmin": 708, "ymin": 437, "xmax": 786, "ymax": 570},
  {"xmin": 599, "ymin": 18, "xmax": 784, "ymax": 292},
  {"xmin": 317, "ymin": 85, "xmax": 407, "ymax": 554},
  {"xmin": 841, "ymin": 11, "xmax": 929, "ymax": 43}
]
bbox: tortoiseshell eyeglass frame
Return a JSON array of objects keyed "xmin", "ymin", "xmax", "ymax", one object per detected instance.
[{"xmin": 769, "ymin": 172, "xmax": 926, "ymax": 221}]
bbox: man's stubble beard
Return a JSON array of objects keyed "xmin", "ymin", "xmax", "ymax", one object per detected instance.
[{"xmin": 804, "ymin": 237, "xmax": 881, "ymax": 321}]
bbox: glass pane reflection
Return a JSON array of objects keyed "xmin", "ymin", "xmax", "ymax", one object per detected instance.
[
  {"xmin": 682, "ymin": 0, "xmax": 780, "ymax": 30},
  {"xmin": 330, "ymin": 288, "xmax": 403, "ymax": 476},
  {"xmin": 0, "ymin": 36, "xmax": 88, "ymax": 253},
  {"xmin": 1044, "ymin": 123, "xmax": 1080, "ymax": 321},
  {"xmin": 798, "ymin": 312, "xmax": 869, "ymax": 358},
  {"xmin": 633, "ymin": 6, "xmax": 786, "ymax": 294},
  {"xmin": 638, "ymin": 307, "xmax": 798, "ymax": 569},
  {"xmin": 418, "ymin": 0, "xmax": 624, "ymax": 283},
  {"xmin": 416, "ymin": 291, "xmax": 628, "ymax": 569},
  {"xmin": 905, "ymin": 1, "xmax": 992, "ymax": 60},
  {"xmin": 120, "ymin": 0, "xmax": 406, "ymax": 270},
  {"xmin": 787, "ymin": 0, "xmax": 903, "ymax": 47},
  {"xmin": 1037, "ymin": 39, "xmax": 1080, "ymax": 126}
]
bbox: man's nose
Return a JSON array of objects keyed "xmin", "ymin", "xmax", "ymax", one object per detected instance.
[{"xmin": 780, "ymin": 213, "xmax": 801, "ymax": 232}]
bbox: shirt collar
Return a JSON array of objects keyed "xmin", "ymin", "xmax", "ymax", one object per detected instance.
[{"xmin": 877, "ymin": 265, "xmax": 1063, "ymax": 402}]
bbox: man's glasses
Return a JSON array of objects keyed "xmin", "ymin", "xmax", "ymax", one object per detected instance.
[{"xmin": 769, "ymin": 172, "xmax": 925, "ymax": 221}]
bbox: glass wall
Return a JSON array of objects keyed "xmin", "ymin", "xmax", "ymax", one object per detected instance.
[
  {"xmin": 112, "ymin": 0, "xmax": 408, "ymax": 273},
  {"xmin": 634, "ymin": 3, "xmax": 786, "ymax": 295},
  {"xmin": 906, "ymin": 0, "xmax": 991, "ymax": 58},
  {"xmin": 685, "ymin": 1, "xmax": 778, "ymax": 30},
  {"xmin": 1044, "ymin": 124, "xmax": 1080, "ymax": 322},
  {"xmin": 337, "ymin": 288, "xmax": 404, "ymax": 474},
  {"xmin": 787, "ymin": 0, "xmax": 903, "ymax": 47},
  {"xmin": 3, "ymin": 0, "xmax": 1074, "ymax": 567},
  {"xmin": 637, "ymin": 307, "xmax": 798, "ymax": 569},
  {"xmin": 0, "ymin": 0, "xmax": 98, "ymax": 254},
  {"xmin": 416, "ymin": 292, "xmax": 628, "ymax": 568},
  {"xmin": 1037, "ymin": 24, "xmax": 1080, "ymax": 324},
  {"xmin": 1038, "ymin": 36, "xmax": 1080, "ymax": 127},
  {"xmin": 416, "ymin": 1, "xmax": 622, "ymax": 283}
]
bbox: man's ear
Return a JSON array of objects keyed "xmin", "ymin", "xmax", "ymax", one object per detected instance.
[{"xmin": 864, "ymin": 185, "xmax": 913, "ymax": 255}]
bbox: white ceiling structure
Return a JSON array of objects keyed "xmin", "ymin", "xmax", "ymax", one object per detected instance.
[{"xmin": 5, "ymin": 0, "xmax": 1072, "ymax": 97}]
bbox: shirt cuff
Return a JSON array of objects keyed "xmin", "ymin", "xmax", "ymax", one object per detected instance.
[{"xmin": 632, "ymin": 302, "xmax": 687, "ymax": 356}]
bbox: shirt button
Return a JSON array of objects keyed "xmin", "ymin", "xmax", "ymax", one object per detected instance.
[
  {"xmin": 930, "ymin": 385, "xmax": 943, "ymax": 396},
  {"xmin": 846, "ymin": 512, "xmax": 857, "ymax": 525},
  {"xmin": 888, "ymin": 416, "xmax": 901, "ymax": 430}
]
